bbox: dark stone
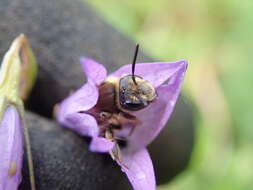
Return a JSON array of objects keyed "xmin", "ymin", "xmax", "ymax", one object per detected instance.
[
  {"xmin": 0, "ymin": 0, "xmax": 195, "ymax": 187},
  {"xmin": 20, "ymin": 112, "xmax": 127, "ymax": 190}
]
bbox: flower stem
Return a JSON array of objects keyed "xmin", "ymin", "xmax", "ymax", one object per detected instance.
[{"xmin": 23, "ymin": 120, "xmax": 36, "ymax": 190}]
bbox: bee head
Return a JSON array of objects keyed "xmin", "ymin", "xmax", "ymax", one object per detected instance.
[
  {"xmin": 118, "ymin": 44, "xmax": 157, "ymax": 111},
  {"xmin": 119, "ymin": 75, "xmax": 156, "ymax": 111}
]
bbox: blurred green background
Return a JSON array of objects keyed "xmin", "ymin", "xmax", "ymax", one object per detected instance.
[{"xmin": 85, "ymin": 0, "xmax": 253, "ymax": 189}]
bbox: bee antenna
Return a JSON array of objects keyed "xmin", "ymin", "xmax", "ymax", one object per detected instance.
[{"xmin": 132, "ymin": 44, "xmax": 139, "ymax": 85}]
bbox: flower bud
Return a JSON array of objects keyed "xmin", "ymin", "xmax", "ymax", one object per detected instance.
[{"xmin": 0, "ymin": 35, "xmax": 37, "ymax": 190}]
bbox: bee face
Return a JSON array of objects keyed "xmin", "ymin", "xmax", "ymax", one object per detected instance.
[{"xmin": 119, "ymin": 75, "xmax": 157, "ymax": 111}]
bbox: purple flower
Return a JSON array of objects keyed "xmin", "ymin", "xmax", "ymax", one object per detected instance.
[
  {"xmin": 56, "ymin": 57, "xmax": 187, "ymax": 190},
  {"xmin": 0, "ymin": 106, "xmax": 23, "ymax": 189}
]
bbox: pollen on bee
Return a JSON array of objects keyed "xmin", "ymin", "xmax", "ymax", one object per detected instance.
[
  {"xmin": 105, "ymin": 77, "xmax": 119, "ymax": 84},
  {"xmin": 8, "ymin": 161, "xmax": 17, "ymax": 177}
]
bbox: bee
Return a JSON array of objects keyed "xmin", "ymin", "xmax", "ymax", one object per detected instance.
[{"xmin": 87, "ymin": 44, "xmax": 157, "ymax": 163}]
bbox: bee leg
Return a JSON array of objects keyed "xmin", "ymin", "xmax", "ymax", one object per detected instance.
[
  {"xmin": 113, "ymin": 136, "xmax": 125, "ymax": 141},
  {"xmin": 105, "ymin": 128, "xmax": 114, "ymax": 141},
  {"xmin": 109, "ymin": 143, "xmax": 118, "ymax": 160},
  {"xmin": 117, "ymin": 112, "xmax": 141, "ymax": 136},
  {"xmin": 99, "ymin": 111, "xmax": 112, "ymax": 121},
  {"xmin": 105, "ymin": 128, "xmax": 129, "ymax": 169},
  {"xmin": 128, "ymin": 125, "xmax": 136, "ymax": 136},
  {"xmin": 109, "ymin": 143, "xmax": 129, "ymax": 169}
]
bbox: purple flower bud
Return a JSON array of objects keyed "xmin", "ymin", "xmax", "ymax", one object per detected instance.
[
  {"xmin": 0, "ymin": 106, "xmax": 23, "ymax": 190},
  {"xmin": 0, "ymin": 34, "xmax": 37, "ymax": 190},
  {"xmin": 56, "ymin": 57, "xmax": 187, "ymax": 190}
]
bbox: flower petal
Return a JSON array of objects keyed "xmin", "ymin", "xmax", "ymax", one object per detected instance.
[
  {"xmin": 57, "ymin": 82, "xmax": 99, "ymax": 137},
  {"xmin": 56, "ymin": 79, "xmax": 116, "ymax": 153},
  {"xmin": 60, "ymin": 112, "xmax": 99, "ymax": 137},
  {"xmin": 89, "ymin": 137, "xmax": 115, "ymax": 153},
  {"xmin": 110, "ymin": 60, "xmax": 187, "ymax": 87},
  {"xmin": 118, "ymin": 148, "xmax": 156, "ymax": 190},
  {"xmin": 0, "ymin": 106, "xmax": 23, "ymax": 190},
  {"xmin": 127, "ymin": 63, "xmax": 187, "ymax": 151},
  {"xmin": 80, "ymin": 57, "xmax": 107, "ymax": 85}
]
